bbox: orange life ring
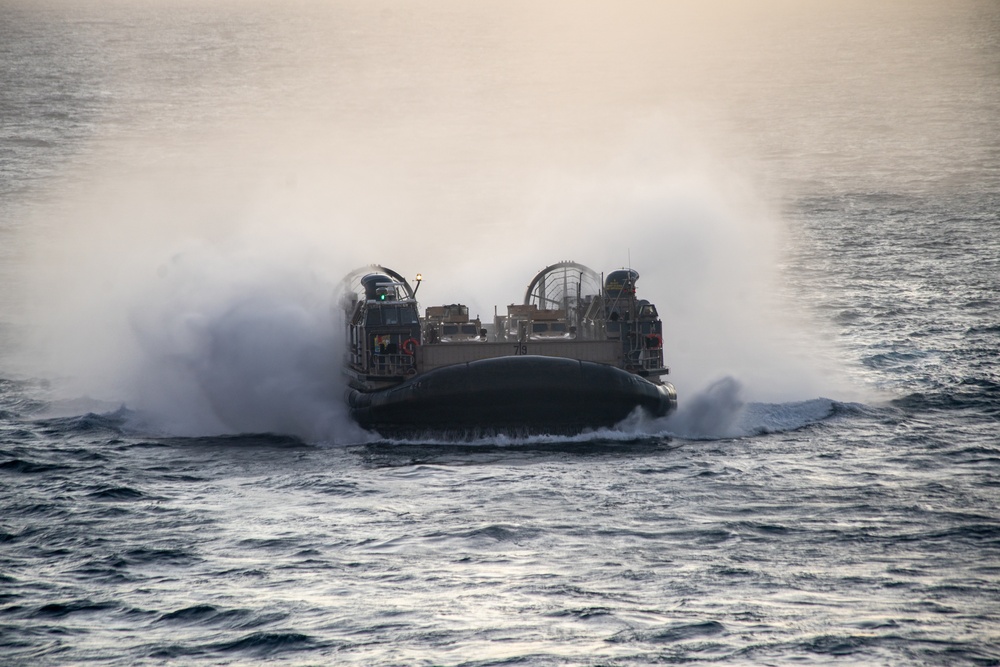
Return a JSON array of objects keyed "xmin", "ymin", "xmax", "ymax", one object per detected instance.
[
  {"xmin": 402, "ymin": 338, "xmax": 419, "ymax": 356},
  {"xmin": 645, "ymin": 333, "xmax": 663, "ymax": 349}
]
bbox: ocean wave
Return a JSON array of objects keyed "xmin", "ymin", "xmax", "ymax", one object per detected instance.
[
  {"xmin": 85, "ymin": 485, "xmax": 147, "ymax": 501},
  {"xmin": 33, "ymin": 410, "xmax": 128, "ymax": 436},
  {"xmin": 155, "ymin": 604, "xmax": 256, "ymax": 627},
  {"xmin": 607, "ymin": 620, "xmax": 727, "ymax": 644},
  {"xmin": 29, "ymin": 600, "xmax": 120, "ymax": 619},
  {"xmin": 0, "ymin": 459, "xmax": 68, "ymax": 475},
  {"xmin": 0, "ymin": 378, "xmax": 49, "ymax": 418},
  {"xmin": 209, "ymin": 631, "xmax": 318, "ymax": 658},
  {"xmin": 154, "ymin": 432, "xmax": 308, "ymax": 449},
  {"xmin": 892, "ymin": 379, "xmax": 1000, "ymax": 412}
]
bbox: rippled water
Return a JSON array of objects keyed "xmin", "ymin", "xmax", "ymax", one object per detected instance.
[
  {"xmin": 2, "ymin": 391, "xmax": 998, "ymax": 665},
  {"xmin": 2, "ymin": 1, "xmax": 999, "ymax": 665}
]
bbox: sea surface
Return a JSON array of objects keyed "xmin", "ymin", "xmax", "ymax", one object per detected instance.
[{"xmin": 2, "ymin": 2, "xmax": 999, "ymax": 665}]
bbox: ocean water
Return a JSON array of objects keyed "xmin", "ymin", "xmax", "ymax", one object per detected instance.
[{"xmin": 1, "ymin": 1, "xmax": 999, "ymax": 665}]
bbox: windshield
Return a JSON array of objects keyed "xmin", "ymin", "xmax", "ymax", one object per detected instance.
[{"xmin": 366, "ymin": 306, "xmax": 418, "ymax": 327}]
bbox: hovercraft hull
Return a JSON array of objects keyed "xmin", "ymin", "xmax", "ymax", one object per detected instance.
[{"xmin": 347, "ymin": 355, "xmax": 677, "ymax": 436}]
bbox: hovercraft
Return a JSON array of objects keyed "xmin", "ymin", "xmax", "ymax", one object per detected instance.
[{"xmin": 340, "ymin": 262, "xmax": 677, "ymax": 436}]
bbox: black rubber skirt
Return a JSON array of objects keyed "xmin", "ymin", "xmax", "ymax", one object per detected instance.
[{"xmin": 347, "ymin": 355, "xmax": 677, "ymax": 436}]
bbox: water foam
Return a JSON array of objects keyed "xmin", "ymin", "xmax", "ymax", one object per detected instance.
[
  {"xmin": 370, "ymin": 376, "xmax": 836, "ymax": 447},
  {"xmin": 611, "ymin": 376, "xmax": 837, "ymax": 441},
  {"xmin": 121, "ymin": 249, "xmax": 372, "ymax": 443}
]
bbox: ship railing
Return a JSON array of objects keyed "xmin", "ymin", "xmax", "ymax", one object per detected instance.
[
  {"xmin": 640, "ymin": 349, "xmax": 665, "ymax": 372},
  {"xmin": 366, "ymin": 353, "xmax": 416, "ymax": 377},
  {"xmin": 625, "ymin": 348, "xmax": 666, "ymax": 373}
]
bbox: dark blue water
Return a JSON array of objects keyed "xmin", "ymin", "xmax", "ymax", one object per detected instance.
[{"xmin": 2, "ymin": 2, "xmax": 999, "ymax": 665}]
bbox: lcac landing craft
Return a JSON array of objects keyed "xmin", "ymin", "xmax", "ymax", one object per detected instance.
[{"xmin": 339, "ymin": 261, "xmax": 677, "ymax": 436}]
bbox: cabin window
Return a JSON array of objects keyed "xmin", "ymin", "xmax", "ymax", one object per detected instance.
[
  {"xmin": 460, "ymin": 324, "xmax": 478, "ymax": 335},
  {"xmin": 443, "ymin": 325, "xmax": 459, "ymax": 335},
  {"xmin": 532, "ymin": 323, "xmax": 548, "ymax": 333},
  {"xmin": 550, "ymin": 323, "xmax": 567, "ymax": 333},
  {"xmin": 367, "ymin": 306, "xmax": 418, "ymax": 327}
]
